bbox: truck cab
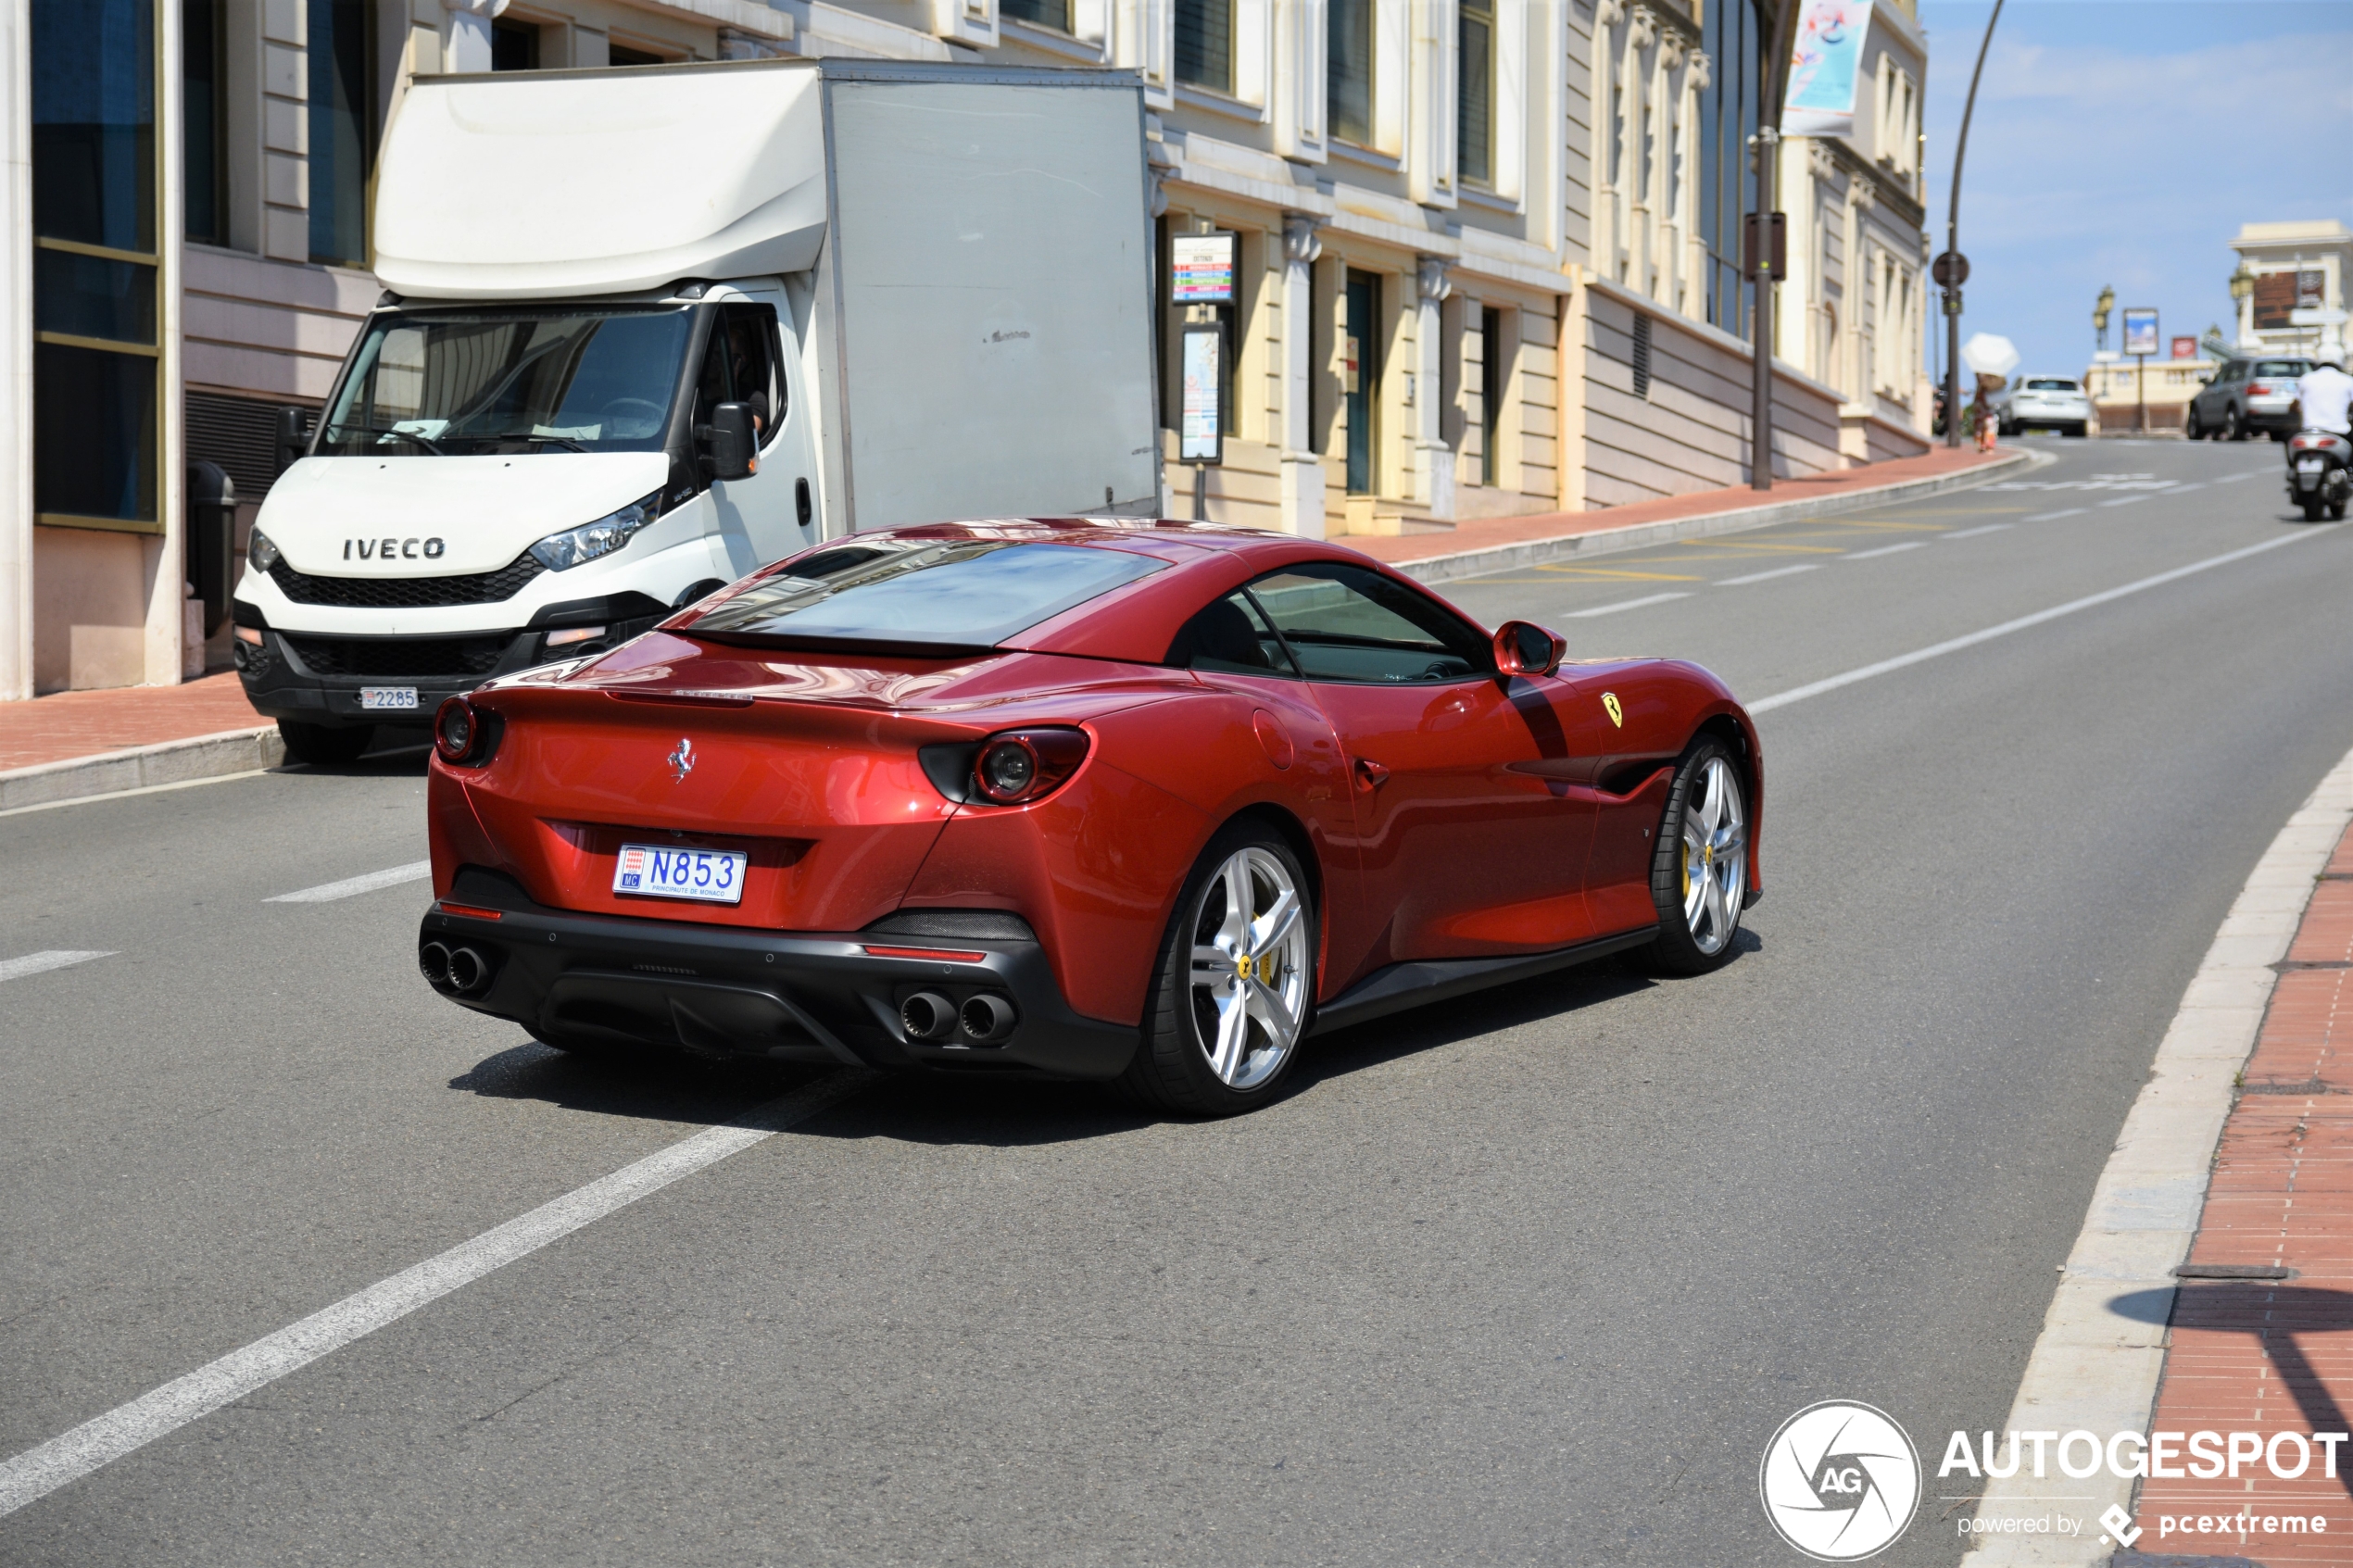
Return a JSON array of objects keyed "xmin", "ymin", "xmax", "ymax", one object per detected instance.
[{"xmin": 231, "ymin": 57, "xmax": 1156, "ymax": 764}]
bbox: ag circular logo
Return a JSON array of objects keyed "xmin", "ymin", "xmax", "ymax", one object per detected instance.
[{"xmin": 1758, "ymin": 1400, "xmax": 1921, "ymax": 1561}]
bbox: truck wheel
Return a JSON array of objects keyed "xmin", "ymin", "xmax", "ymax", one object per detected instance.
[{"xmin": 277, "ymin": 720, "xmax": 373, "ymax": 765}]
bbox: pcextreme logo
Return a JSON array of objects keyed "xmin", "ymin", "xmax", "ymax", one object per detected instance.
[{"xmin": 1759, "ymin": 1401, "xmax": 1922, "ymax": 1561}]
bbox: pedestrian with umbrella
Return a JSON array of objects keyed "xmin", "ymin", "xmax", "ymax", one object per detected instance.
[{"xmin": 1962, "ymin": 332, "xmax": 2020, "ymax": 453}]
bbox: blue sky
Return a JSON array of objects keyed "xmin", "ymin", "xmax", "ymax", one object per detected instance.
[{"xmin": 1916, "ymin": 1, "xmax": 2353, "ymax": 380}]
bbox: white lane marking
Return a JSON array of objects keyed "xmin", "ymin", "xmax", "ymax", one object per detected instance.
[
  {"xmin": 1716, "ymin": 563, "xmax": 1821, "ymax": 586},
  {"xmin": 1960, "ymin": 744, "xmax": 2353, "ymax": 1562},
  {"xmin": 0, "ymin": 951, "xmax": 115, "ymax": 985},
  {"xmin": 1843, "ymin": 540, "xmax": 1928, "ymax": 559},
  {"xmin": 0, "ymin": 771, "xmax": 269, "ymax": 821},
  {"xmin": 0, "ymin": 1069, "xmax": 870, "ymax": 1519},
  {"xmin": 2024, "ymin": 508, "xmax": 2086, "ymax": 521},
  {"xmin": 1566, "ymin": 592, "xmax": 1690, "ymax": 618},
  {"xmin": 2099, "ymin": 494, "xmax": 2151, "ymax": 508},
  {"xmin": 265, "ymin": 860, "xmax": 433, "ymax": 904},
  {"xmin": 1942, "ymin": 523, "xmax": 2014, "ymax": 540},
  {"xmin": 1750, "ymin": 530, "xmax": 2326, "ymax": 715}
]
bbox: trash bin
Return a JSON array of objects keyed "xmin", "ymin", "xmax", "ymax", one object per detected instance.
[{"xmin": 187, "ymin": 460, "xmax": 237, "ymax": 637}]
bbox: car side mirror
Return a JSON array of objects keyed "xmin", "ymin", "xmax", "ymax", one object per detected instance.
[
  {"xmin": 1493, "ymin": 620, "xmax": 1566, "ymax": 678},
  {"xmin": 275, "ymin": 405, "xmax": 311, "ymax": 473},
  {"xmin": 701, "ymin": 401, "xmax": 757, "ymax": 482}
]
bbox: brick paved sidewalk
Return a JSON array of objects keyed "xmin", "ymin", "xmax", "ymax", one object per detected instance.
[
  {"xmin": 1350, "ymin": 442, "xmax": 2014, "ymax": 568},
  {"xmin": 0, "ymin": 672, "xmax": 269, "ymax": 774},
  {"xmin": 2131, "ymin": 824, "xmax": 2353, "ymax": 1563}
]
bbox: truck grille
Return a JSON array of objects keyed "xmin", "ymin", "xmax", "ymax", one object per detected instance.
[
  {"xmin": 269, "ymin": 552, "xmax": 545, "ymax": 608},
  {"xmin": 282, "ymin": 633, "xmax": 517, "ymax": 679}
]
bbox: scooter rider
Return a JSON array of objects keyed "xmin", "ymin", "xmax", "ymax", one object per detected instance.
[{"xmin": 2291, "ymin": 357, "xmax": 2353, "ymax": 449}]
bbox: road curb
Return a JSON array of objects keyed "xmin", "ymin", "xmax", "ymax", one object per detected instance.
[
  {"xmin": 1390, "ymin": 447, "xmax": 2039, "ymax": 587},
  {"xmin": 0, "ymin": 726, "xmax": 284, "ymax": 813},
  {"xmin": 1959, "ymin": 742, "xmax": 2353, "ymax": 1566}
]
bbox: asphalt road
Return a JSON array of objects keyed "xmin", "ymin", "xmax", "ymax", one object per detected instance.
[{"xmin": 4, "ymin": 435, "xmax": 2348, "ymax": 1565}]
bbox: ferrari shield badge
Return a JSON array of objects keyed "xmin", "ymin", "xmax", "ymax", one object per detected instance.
[{"xmin": 1602, "ymin": 692, "xmax": 1624, "ymax": 729}]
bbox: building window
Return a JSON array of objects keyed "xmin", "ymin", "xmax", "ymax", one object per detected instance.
[
  {"xmin": 1002, "ymin": 0, "xmax": 1073, "ymax": 31},
  {"xmin": 1175, "ymin": 0, "xmax": 1233, "ymax": 94},
  {"xmin": 609, "ymin": 43, "xmax": 668, "ymax": 67},
  {"xmin": 1328, "ymin": 0, "xmax": 1374, "ymax": 145},
  {"xmin": 31, "ymin": 0, "xmax": 160, "ymax": 528},
  {"xmin": 1479, "ymin": 306, "xmax": 1504, "ymax": 485},
  {"xmin": 1458, "ymin": 0, "xmax": 1493, "ymax": 186},
  {"xmin": 1696, "ymin": 0, "xmax": 1760, "ymax": 336},
  {"xmin": 183, "ymin": 0, "xmax": 226, "ymax": 245},
  {"xmin": 491, "ymin": 17, "xmax": 539, "ymax": 70},
  {"xmin": 308, "ymin": 0, "xmax": 372, "ymax": 267},
  {"xmin": 1631, "ymin": 313, "xmax": 1653, "ymax": 400},
  {"xmin": 1343, "ymin": 270, "xmax": 1381, "ymax": 494}
]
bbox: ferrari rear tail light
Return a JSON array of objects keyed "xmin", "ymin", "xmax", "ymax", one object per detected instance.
[
  {"xmin": 972, "ymin": 727, "xmax": 1088, "ymax": 805},
  {"xmin": 434, "ymin": 696, "xmax": 500, "ymax": 767}
]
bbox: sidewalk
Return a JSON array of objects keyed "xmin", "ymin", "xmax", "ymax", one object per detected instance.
[
  {"xmin": 0, "ymin": 443, "xmax": 2025, "ymax": 811},
  {"xmin": 0, "ymin": 673, "xmax": 280, "ymax": 812},
  {"xmin": 2130, "ymin": 823, "xmax": 2353, "ymax": 1562}
]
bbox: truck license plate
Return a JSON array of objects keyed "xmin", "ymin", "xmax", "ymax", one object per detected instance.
[
  {"xmin": 614, "ymin": 844, "xmax": 748, "ymax": 905},
  {"xmin": 359, "ymin": 686, "xmax": 419, "ymax": 710}
]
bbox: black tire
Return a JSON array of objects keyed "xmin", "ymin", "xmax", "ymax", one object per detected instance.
[
  {"xmin": 1121, "ymin": 820, "xmax": 1316, "ymax": 1118},
  {"xmin": 2331, "ymin": 500, "xmax": 2348, "ymax": 522},
  {"xmin": 2226, "ymin": 407, "xmax": 2245, "ymax": 442},
  {"xmin": 2303, "ymin": 496, "xmax": 2328, "ymax": 522},
  {"xmin": 2067, "ymin": 423, "xmax": 2088, "ymax": 439},
  {"xmin": 2183, "ymin": 407, "xmax": 2202, "ymax": 440},
  {"xmin": 277, "ymin": 719, "xmax": 374, "ymax": 765},
  {"xmin": 1642, "ymin": 738, "xmax": 1750, "ymax": 977}
]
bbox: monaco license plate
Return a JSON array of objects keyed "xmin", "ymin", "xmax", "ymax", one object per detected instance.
[
  {"xmin": 2298, "ymin": 458, "xmax": 2324, "ymax": 472},
  {"xmin": 613, "ymin": 844, "xmax": 748, "ymax": 905},
  {"xmin": 359, "ymin": 685, "xmax": 419, "ymax": 711}
]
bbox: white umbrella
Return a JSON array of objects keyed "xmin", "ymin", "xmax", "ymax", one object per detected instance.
[{"xmin": 1962, "ymin": 332, "xmax": 2020, "ymax": 381}]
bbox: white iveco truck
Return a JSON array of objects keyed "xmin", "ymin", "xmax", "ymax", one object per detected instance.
[{"xmin": 234, "ymin": 58, "xmax": 1157, "ymax": 762}]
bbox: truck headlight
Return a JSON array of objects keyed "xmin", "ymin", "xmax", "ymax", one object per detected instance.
[
  {"xmin": 248, "ymin": 529, "xmax": 281, "ymax": 572},
  {"xmin": 529, "ymin": 491, "xmax": 663, "ymax": 572}
]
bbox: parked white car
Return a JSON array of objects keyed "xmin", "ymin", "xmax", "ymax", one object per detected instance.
[{"xmin": 1998, "ymin": 376, "xmax": 2094, "ymax": 438}]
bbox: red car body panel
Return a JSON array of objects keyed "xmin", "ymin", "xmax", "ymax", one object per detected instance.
[{"xmin": 420, "ymin": 519, "xmax": 1762, "ymax": 1077}]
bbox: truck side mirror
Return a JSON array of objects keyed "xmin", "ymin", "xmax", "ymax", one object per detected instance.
[
  {"xmin": 701, "ymin": 402, "xmax": 757, "ymax": 483},
  {"xmin": 275, "ymin": 406, "xmax": 311, "ymax": 473}
]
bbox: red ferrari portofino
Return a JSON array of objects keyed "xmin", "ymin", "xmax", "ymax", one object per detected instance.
[{"xmin": 418, "ymin": 519, "xmax": 1761, "ymax": 1115}]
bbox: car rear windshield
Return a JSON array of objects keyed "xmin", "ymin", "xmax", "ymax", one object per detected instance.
[
  {"xmin": 686, "ymin": 539, "xmax": 1168, "ymax": 649},
  {"xmin": 2254, "ymin": 361, "xmax": 2310, "ymax": 377},
  {"xmin": 2023, "ymin": 379, "xmax": 2079, "ymax": 391}
]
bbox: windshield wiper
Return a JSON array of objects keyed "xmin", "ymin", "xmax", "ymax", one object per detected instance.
[
  {"xmin": 327, "ymin": 424, "xmax": 446, "ymax": 456},
  {"xmin": 518, "ymin": 433, "xmax": 588, "ymax": 452}
]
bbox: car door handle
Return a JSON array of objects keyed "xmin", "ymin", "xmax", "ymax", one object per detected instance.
[{"xmin": 1353, "ymin": 758, "xmax": 1390, "ymax": 789}]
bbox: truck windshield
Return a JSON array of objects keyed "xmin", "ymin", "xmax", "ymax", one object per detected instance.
[
  {"xmin": 687, "ymin": 540, "xmax": 1167, "ymax": 650},
  {"xmin": 316, "ymin": 306, "xmax": 692, "ymax": 456}
]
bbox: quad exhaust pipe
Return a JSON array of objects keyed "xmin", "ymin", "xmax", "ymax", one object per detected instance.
[{"xmin": 419, "ymin": 940, "xmax": 493, "ymax": 997}]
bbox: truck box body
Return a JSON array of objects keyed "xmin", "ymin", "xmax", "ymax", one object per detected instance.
[{"xmin": 233, "ymin": 59, "xmax": 1156, "ymax": 747}]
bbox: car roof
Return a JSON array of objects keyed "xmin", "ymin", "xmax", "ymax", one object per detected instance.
[{"xmin": 684, "ymin": 518, "xmax": 1466, "ymax": 667}]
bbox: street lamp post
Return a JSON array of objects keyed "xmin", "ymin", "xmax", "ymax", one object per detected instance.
[
  {"xmin": 1747, "ymin": 0, "xmax": 1802, "ymax": 492},
  {"xmin": 2094, "ymin": 285, "xmax": 2113, "ymax": 357},
  {"xmin": 1939, "ymin": 0, "xmax": 2007, "ymax": 450},
  {"xmin": 2229, "ymin": 263, "xmax": 2255, "ymax": 353}
]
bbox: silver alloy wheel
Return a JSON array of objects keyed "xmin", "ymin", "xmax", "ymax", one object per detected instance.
[
  {"xmin": 1680, "ymin": 756, "xmax": 1747, "ymax": 957},
  {"xmin": 1187, "ymin": 846, "xmax": 1310, "ymax": 1090}
]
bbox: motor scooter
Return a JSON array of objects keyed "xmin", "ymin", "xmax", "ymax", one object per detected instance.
[{"xmin": 2285, "ymin": 428, "xmax": 2352, "ymax": 521}]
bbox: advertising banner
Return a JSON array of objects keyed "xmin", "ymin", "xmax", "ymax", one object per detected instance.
[
  {"xmin": 2122, "ymin": 308, "xmax": 2159, "ymax": 358},
  {"xmin": 1179, "ymin": 324, "xmax": 1224, "ymax": 463},
  {"xmin": 1782, "ymin": 0, "xmax": 1872, "ymax": 137}
]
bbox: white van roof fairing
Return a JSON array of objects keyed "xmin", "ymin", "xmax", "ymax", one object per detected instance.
[{"xmin": 373, "ymin": 61, "xmax": 826, "ymax": 301}]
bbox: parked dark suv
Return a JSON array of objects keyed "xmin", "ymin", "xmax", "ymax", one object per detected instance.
[{"xmin": 2187, "ymin": 358, "xmax": 2313, "ymax": 442}]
